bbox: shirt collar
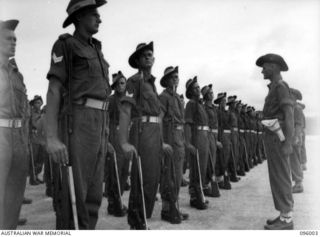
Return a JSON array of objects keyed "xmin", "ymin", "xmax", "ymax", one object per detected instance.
[{"xmin": 73, "ymin": 32, "xmax": 100, "ymax": 47}]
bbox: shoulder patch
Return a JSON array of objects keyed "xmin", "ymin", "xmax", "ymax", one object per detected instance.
[{"xmin": 52, "ymin": 53, "xmax": 63, "ymax": 64}]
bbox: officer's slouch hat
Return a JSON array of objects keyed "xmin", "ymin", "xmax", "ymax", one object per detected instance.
[
  {"xmin": 63, "ymin": 0, "xmax": 107, "ymax": 28},
  {"xmin": 256, "ymin": 53, "xmax": 288, "ymax": 71}
]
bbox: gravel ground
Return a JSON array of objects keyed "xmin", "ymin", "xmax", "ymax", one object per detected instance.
[{"xmin": 18, "ymin": 136, "xmax": 320, "ymax": 230}]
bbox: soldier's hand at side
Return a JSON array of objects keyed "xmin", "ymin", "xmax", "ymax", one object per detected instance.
[
  {"xmin": 281, "ymin": 141, "xmax": 293, "ymax": 156},
  {"xmin": 187, "ymin": 144, "xmax": 196, "ymax": 156},
  {"xmin": 46, "ymin": 137, "xmax": 68, "ymax": 165},
  {"xmin": 121, "ymin": 143, "xmax": 137, "ymax": 158},
  {"xmin": 162, "ymin": 143, "xmax": 173, "ymax": 156},
  {"xmin": 216, "ymin": 141, "xmax": 223, "ymax": 149}
]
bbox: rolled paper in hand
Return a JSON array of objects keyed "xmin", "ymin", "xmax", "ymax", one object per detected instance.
[{"xmin": 261, "ymin": 119, "xmax": 285, "ymax": 142}]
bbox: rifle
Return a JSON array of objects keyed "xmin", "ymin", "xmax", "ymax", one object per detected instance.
[
  {"xmin": 136, "ymin": 153, "xmax": 148, "ymax": 229},
  {"xmin": 196, "ymin": 149, "xmax": 206, "ymax": 204},
  {"xmin": 171, "ymin": 85, "xmax": 180, "ymax": 211},
  {"xmin": 113, "ymin": 152, "xmax": 124, "ymax": 209},
  {"xmin": 61, "ymin": 37, "xmax": 79, "ymax": 230},
  {"xmin": 28, "ymin": 137, "xmax": 37, "ymax": 183}
]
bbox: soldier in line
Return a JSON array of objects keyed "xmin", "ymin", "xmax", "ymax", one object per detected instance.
[
  {"xmin": 297, "ymin": 102, "xmax": 307, "ymax": 171},
  {"xmin": 45, "ymin": 0, "xmax": 111, "ymax": 229},
  {"xmin": 235, "ymin": 101, "xmax": 249, "ymax": 175},
  {"xmin": 29, "ymin": 95, "xmax": 45, "ymax": 185},
  {"xmin": 118, "ymin": 42, "xmax": 172, "ymax": 229},
  {"xmin": 201, "ymin": 84, "xmax": 221, "ymax": 197},
  {"xmin": 242, "ymin": 105, "xmax": 253, "ymax": 169},
  {"xmin": 184, "ymin": 77, "xmax": 210, "ymax": 209},
  {"xmin": 105, "ymin": 71, "xmax": 129, "ymax": 217},
  {"xmin": 256, "ymin": 53, "xmax": 294, "ymax": 230},
  {"xmin": 245, "ymin": 106, "xmax": 256, "ymax": 167},
  {"xmin": 289, "ymin": 88, "xmax": 304, "ymax": 193},
  {"xmin": 226, "ymin": 95, "xmax": 241, "ymax": 182},
  {"xmin": 159, "ymin": 66, "xmax": 189, "ymax": 223},
  {"xmin": 36, "ymin": 105, "xmax": 54, "ymax": 198},
  {"xmin": 256, "ymin": 111, "xmax": 267, "ymax": 161},
  {"xmin": 214, "ymin": 92, "xmax": 232, "ymax": 190},
  {"xmin": 0, "ymin": 19, "xmax": 30, "ymax": 229}
]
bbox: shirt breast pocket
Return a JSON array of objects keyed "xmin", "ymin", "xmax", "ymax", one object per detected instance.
[{"xmin": 73, "ymin": 50, "xmax": 102, "ymax": 78}]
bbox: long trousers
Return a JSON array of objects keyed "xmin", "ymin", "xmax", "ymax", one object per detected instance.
[
  {"xmin": 0, "ymin": 127, "xmax": 28, "ymax": 229},
  {"xmin": 264, "ymin": 132, "xmax": 294, "ymax": 213},
  {"xmin": 127, "ymin": 121, "xmax": 161, "ymax": 227},
  {"xmin": 53, "ymin": 106, "xmax": 107, "ymax": 230}
]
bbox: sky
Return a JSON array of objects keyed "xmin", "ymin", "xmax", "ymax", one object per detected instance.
[{"xmin": 1, "ymin": 0, "xmax": 320, "ymax": 117}]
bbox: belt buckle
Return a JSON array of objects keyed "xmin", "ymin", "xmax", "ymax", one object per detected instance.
[
  {"xmin": 10, "ymin": 119, "xmax": 21, "ymax": 128},
  {"xmin": 103, "ymin": 101, "xmax": 109, "ymax": 111}
]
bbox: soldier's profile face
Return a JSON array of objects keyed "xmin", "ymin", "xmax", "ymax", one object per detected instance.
[
  {"xmin": 116, "ymin": 77, "xmax": 126, "ymax": 93},
  {"xmin": 168, "ymin": 72, "xmax": 179, "ymax": 88},
  {"xmin": 78, "ymin": 8, "xmax": 101, "ymax": 34},
  {"xmin": 0, "ymin": 29, "xmax": 16, "ymax": 58},
  {"xmin": 192, "ymin": 82, "xmax": 200, "ymax": 97},
  {"xmin": 137, "ymin": 49, "xmax": 154, "ymax": 69},
  {"xmin": 221, "ymin": 97, "xmax": 226, "ymax": 107},
  {"xmin": 206, "ymin": 89, "xmax": 213, "ymax": 101},
  {"xmin": 261, "ymin": 63, "xmax": 274, "ymax": 80}
]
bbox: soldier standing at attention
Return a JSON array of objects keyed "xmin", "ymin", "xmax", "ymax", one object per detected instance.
[
  {"xmin": 235, "ymin": 101, "xmax": 248, "ymax": 175},
  {"xmin": 256, "ymin": 53, "xmax": 294, "ymax": 230},
  {"xmin": 0, "ymin": 19, "xmax": 29, "ymax": 229},
  {"xmin": 297, "ymin": 102, "xmax": 307, "ymax": 171},
  {"xmin": 289, "ymin": 88, "xmax": 304, "ymax": 193},
  {"xmin": 226, "ymin": 95, "xmax": 241, "ymax": 182},
  {"xmin": 45, "ymin": 0, "xmax": 111, "ymax": 229},
  {"xmin": 201, "ymin": 84, "xmax": 221, "ymax": 197},
  {"xmin": 184, "ymin": 77, "xmax": 210, "ymax": 209},
  {"xmin": 105, "ymin": 71, "xmax": 129, "ymax": 217},
  {"xmin": 118, "ymin": 42, "xmax": 172, "ymax": 229},
  {"xmin": 214, "ymin": 92, "xmax": 232, "ymax": 190},
  {"xmin": 159, "ymin": 66, "xmax": 189, "ymax": 224},
  {"xmin": 29, "ymin": 95, "xmax": 45, "ymax": 185}
]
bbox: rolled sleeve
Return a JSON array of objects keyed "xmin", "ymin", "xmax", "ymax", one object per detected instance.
[
  {"xmin": 46, "ymin": 40, "xmax": 67, "ymax": 85},
  {"xmin": 159, "ymin": 93, "xmax": 169, "ymax": 114},
  {"xmin": 185, "ymin": 101, "xmax": 196, "ymax": 124},
  {"xmin": 277, "ymin": 82, "xmax": 294, "ymax": 108}
]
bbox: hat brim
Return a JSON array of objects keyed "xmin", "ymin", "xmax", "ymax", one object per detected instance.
[
  {"xmin": 160, "ymin": 67, "xmax": 178, "ymax": 88},
  {"xmin": 0, "ymin": 20, "xmax": 19, "ymax": 31},
  {"xmin": 62, "ymin": 1, "xmax": 106, "ymax": 28},
  {"xmin": 128, "ymin": 42, "xmax": 153, "ymax": 69},
  {"xmin": 214, "ymin": 94, "xmax": 226, "ymax": 104},
  {"xmin": 256, "ymin": 55, "xmax": 288, "ymax": 71}
]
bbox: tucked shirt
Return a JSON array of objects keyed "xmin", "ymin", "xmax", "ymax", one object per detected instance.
[
  {"xmin": 185, "ymin": 99, "xmax": 208, "ymax": 126},
  {"xmin": 238, "ymin": 112, "xmax": 246, "ymax": 130},
  {"xmin": 217, "ymin": 108, "xmax": 231, "ymax": 130},
  {"xmin": 159, "ymin": 88, "xmax": 184, "ymax": 125},
  {"xmin": 204, "ymin": 103, "xmax": 218, "ymax": 129},
  {"xmin": 121, "ymin": 72, "xmax": 161, "ymax": 119},
  {"xmin": 46, "ymin": 33, "xmax": 111, "ymax": 101},
  {"xmin": 229, "ymin": 109, "xmax": 238, "ymax": 128},
  {"xmin": 263, "ymin": 79, "xmax": 293, "ymax": 120},
  {"xmin": 0, "ymin": 59, "xmax": 28, "ymax": 119}
]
